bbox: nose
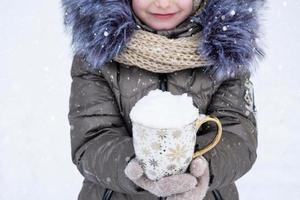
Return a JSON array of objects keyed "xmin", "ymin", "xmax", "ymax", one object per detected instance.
[{"xmin": 154, "ymin": 0, "xmax": 171, "ymax": 9}]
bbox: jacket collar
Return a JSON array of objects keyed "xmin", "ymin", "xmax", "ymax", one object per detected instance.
[{"xmin": 62, "ymin": 0, "xmax": 266, "ymax": 80}]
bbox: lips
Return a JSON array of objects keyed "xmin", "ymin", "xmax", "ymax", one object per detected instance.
[{"xmin": 150, "ymin": 12, "xmax": 177, "ymax": 20}]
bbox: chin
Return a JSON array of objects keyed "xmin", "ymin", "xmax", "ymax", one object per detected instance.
[{"xmin": 148, "ymin": 22, "xmax": 177, "ymax": 31}]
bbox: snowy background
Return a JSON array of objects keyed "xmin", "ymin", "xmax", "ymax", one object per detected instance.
[{"xmin": 0, "ymin": 0, "xmax": 299, "ymax": 199}]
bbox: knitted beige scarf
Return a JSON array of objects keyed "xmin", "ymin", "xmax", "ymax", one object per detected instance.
[
  {"xmin": 113, "ymin": 30, "xmax": 214, "ymax": 73},
  {"xmin": 113, "ymin": 0, "xmax": 213, "ymax": 73}
]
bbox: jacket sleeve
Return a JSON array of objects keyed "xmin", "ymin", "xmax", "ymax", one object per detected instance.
[
  {"xmin": 195, "ymin": 73, "xmax": 258, "ymax": 191},
  {"xmin": 68, "ymin": 54, "xmax": 147, "ymax": 194}
]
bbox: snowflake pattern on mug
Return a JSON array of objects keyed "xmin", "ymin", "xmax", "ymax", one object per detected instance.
[
  {"xmin": 149, "ymin": 158, "xmax": 159, "ymax": 169},
  {"xmin": 166, "ymin": 144, "xmax": 188, "ymax": 163},
  {"xmin": 156, "ymin": 129, "xmax": 168, "ymax": 140},
  {"xmin": 132, "ymin": 120, "xmax": 199, "ymax": 180}
]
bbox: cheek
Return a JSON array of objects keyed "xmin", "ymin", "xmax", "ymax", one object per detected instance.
[
  {"xmin": 132, "ymin": 0, "xmax": 147, "ymax": 17},
  {"xmin": 178, "ymin": 0, "xmax": 193, "ymax": 15}
]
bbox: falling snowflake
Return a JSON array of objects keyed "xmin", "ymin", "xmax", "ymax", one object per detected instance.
[
  {"xmin": 149, "ymin": 158, "xmax": 159, "ymax": 169},
  {"xmin": 230, "ymin": 10, "xmax": 236, "ymax": 16},
  {"xmin": 283, "ymin": 1, "xmax": 288, "ymax": 7},
  {"xmin": 167, "ymin": 144, "xmax": 188, "ymax": 163},
  {"xmin": 104, "ymin": 31, "xmax": 109, "ymax": 36}
]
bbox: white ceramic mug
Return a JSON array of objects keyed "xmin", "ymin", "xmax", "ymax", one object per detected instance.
[{"xmin": 132, "ymin": 114, "xmax": 222, "ymax": 181}]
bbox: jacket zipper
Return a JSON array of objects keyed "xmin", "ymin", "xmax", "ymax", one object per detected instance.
[
  {"xmin": 102, "ymin": 188, "xmax": 113, "ymax": 200},
  {"xmin": 159, "ymin": 73, "xmax": 168, "ymax": 91},
  {"xmin": 212, "ymin": 190, "xmax": 223, "ymax": 200}
]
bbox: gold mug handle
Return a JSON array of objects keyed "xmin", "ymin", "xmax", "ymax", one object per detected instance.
[{"xmin": 192, "ymin": 115, "xmax": 223, "ymax": 159}]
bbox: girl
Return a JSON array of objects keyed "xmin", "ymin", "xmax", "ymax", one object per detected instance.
[{"xmin": 62, "ymin": 0, "xmax": 265, "ymax": 199}]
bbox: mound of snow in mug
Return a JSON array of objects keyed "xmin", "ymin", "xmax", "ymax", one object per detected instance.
[{"xmin": 129, "ymin": 89, "xmax": 199, "ymax": 129}]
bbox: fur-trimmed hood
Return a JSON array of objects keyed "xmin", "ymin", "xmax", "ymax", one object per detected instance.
[{"xmin": 61, "ymin": 0, "xmax": 266, "ymax": 79}]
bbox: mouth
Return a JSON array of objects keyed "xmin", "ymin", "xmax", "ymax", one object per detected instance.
[{"xmin": 150, "ymin": 12, "xmax": 177, "ymax": 20}]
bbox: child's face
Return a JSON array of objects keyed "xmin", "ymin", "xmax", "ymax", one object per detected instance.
[{"xmin": 132, "ymin": 0, "xmax": 193, "ymax": 31}]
